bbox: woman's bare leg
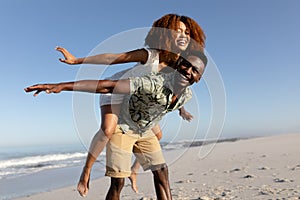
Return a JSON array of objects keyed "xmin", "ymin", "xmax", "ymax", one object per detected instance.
[
  {"xmin": 128, "ymin": 159, "xmax": 140, "ymax": 193},
  {"xmin": 77, "ymin": 104, "xmax": 120, "ymax": 197},
  {"xmin": 128, "ymin": 124, "xmax": 163, "ymax": 193}
]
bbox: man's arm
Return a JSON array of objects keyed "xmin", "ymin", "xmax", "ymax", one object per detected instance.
[{"xmin": 24, "ymin": 79, "xmax": 130, "ymax": 97}]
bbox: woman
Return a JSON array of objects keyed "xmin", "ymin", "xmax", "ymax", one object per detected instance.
[{"xmin": 56, "ymin": 13, "xmax": 205, "ymax": 196}]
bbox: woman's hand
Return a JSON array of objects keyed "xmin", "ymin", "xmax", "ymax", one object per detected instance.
[
  {"xmin": 56, "ymin": 46, "xmax": 79, "ymax": 65},
  {"xmin": 179, "ymin": 107, "xmax": 193, "ymax": 122}
]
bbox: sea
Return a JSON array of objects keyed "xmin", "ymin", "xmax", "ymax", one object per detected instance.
[
  {"xmin": 0, "ymin": 138, "xmax": 239, "ymax": 200},
  {"xmin": 0, "ymin": 144, "xmax": 99, "ymax": 200}
]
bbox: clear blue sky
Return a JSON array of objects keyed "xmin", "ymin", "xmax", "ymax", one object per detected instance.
[{"xmin": 0, "ymin": 0, "xmax": 299, "ymax": 147}]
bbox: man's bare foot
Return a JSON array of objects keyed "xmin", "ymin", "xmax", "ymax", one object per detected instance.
[
  {"xmin": 77, "ymin": 167, "xmax": 91, "ymax": 197},
  {"xmin": 128, "ymin": 171, "xmax": 139, "ymax": 193}
]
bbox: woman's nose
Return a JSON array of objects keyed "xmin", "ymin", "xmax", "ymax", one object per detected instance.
[{"xmin": 180, "ymin": 31, "xmax": 187, "ymax": 38}]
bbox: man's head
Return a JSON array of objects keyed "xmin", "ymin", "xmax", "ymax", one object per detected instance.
[{"xmin": 175, "ymin": 51, "xmax": 207, "ymax": 87}]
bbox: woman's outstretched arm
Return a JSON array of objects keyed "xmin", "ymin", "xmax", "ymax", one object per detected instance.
[{"xmin": 56, "ymin": 46, "xmax": 148, "ymax": 65}]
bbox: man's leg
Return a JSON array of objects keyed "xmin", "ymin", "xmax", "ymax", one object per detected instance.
[
  {"xmin": 133, "ymin": 131, "xmax": 172, "ymax": 200},
  {"xmin": 152, "ymin": 166, "xmax": 172, "ymax": 200},
  {"xmin": 105, "ymin": 126, "xmax": 137, "ymax": 199},
  {"xmin": 129, "ymin": 124, "xmax": 163, "ymax": 193},
  {"xmin": 105, "ymin": 177, "xmax": 125, "ymax": 200}
]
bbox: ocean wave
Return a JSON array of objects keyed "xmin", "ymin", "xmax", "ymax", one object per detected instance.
[
  {"xmin": 0, "ymin": 152, "xmax": 87, "ymax": 169},
  {"xmin": 0, "ymin": 152, "xmax": 88, "ymax": 179}
]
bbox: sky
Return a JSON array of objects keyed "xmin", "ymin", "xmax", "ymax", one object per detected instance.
[{"xmin": 0, "ymin": 0, "xmax": 299, "ymax": 148}]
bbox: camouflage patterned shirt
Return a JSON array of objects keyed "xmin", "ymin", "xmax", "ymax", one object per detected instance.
[{"xmin": 118, "ymin": 72, "xmax": 192, "ymax": 134}]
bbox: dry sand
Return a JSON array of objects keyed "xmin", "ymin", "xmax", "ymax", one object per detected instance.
[{"xmin": 15, "ymin": 133, "xmax": 300, "ymax": 200}]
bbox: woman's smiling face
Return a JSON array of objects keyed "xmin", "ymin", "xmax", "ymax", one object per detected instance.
[{"xmin": 173, "ymin": 21, "xmax": 190, "ymax": 53}]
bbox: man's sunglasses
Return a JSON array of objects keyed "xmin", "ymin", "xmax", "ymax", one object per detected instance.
[{"xmin": 179, "ymin": 59, "xmax": 193, "ymax": 68}]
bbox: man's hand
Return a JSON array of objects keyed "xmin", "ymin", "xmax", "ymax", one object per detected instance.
[
  {"xmin": 179, "ymin": 107, "xmax": 193, "ymax": 122},
  {"xmin": 24, "ymin": 84, "xmax": 62, "ymax": 97},
  {"xmin": 55, "ymin": 46, "xmax": 78, "ymax": 65}
]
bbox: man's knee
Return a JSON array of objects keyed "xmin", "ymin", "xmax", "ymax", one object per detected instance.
[
  {"xmin": 149, "ymin": 163, "xmax": 168, "ymax": 172},
  {"xmin": 106, "ymin": 178, "xmax": 125, "ymax": 199},
  {"xmin": 151, "ymin": 164, "xmax": 169, "ymax": 177},
  {"xmin": 110, "ymin": 177, "xmax": 125, "ymax": 190}
]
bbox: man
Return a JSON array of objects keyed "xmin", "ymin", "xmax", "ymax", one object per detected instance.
[{"xmin": 25, "ymin": 50, "xmax": 207, "ymax": 200}]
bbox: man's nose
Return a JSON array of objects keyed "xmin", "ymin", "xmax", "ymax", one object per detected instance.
[{"xmin": 186, "ymin": 66, "xmax": 192, "ymax": 74}]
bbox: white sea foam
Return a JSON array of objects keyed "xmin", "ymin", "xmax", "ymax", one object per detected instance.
[
  {"xmin": 0, "ymin": 152, "xmax": 88, "ymax": 179},
  {"xmin": 0, "ymin": 152, "xmax": 86, "ymax": 168}
]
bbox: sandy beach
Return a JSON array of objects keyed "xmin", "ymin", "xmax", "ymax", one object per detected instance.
[{"xmin": 15, "ymin": 133, "xmax": 300, "ymax": 200}]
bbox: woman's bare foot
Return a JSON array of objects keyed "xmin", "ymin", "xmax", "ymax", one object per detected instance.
[
  {"xmin": 128, "ymin": 171, "xmax": 139, "ymax": 193},
  {"xmin": 77, "ymin": 167, "xmax": 91, "ymax": 197}
]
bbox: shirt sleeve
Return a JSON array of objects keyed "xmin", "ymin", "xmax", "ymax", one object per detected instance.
[
  {"xmin": 143, "ymin": 48, "xmax": 152, "ymax": 65},
  {"xmin": 180, "ymin": 88, "xmax": 193, "ymax": 108},
  {"xmin": 143, "ymin": 48, "xmax": 159, "ymax": 65}
]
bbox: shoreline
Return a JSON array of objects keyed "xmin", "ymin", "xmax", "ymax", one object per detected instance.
[
  {"xmin": 12, "ymin": 133, "xmax": 300, "ymax": 199},
  {"xmin": 1, "ymin": 136, "xmax": 245, "ymax": 199}
]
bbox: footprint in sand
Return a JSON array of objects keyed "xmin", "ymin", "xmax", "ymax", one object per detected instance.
[
  {"xmin": 243, "ymin": 174, "xmax": 256, "ymax": 179},
  {"xmin": 258, "ymin": 166, "xmax": 271, "ymax": 170}
]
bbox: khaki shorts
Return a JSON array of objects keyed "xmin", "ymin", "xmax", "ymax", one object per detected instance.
[{"xmin": 105, "ymin": 125, "xmax": 166, "ymax": 178}]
